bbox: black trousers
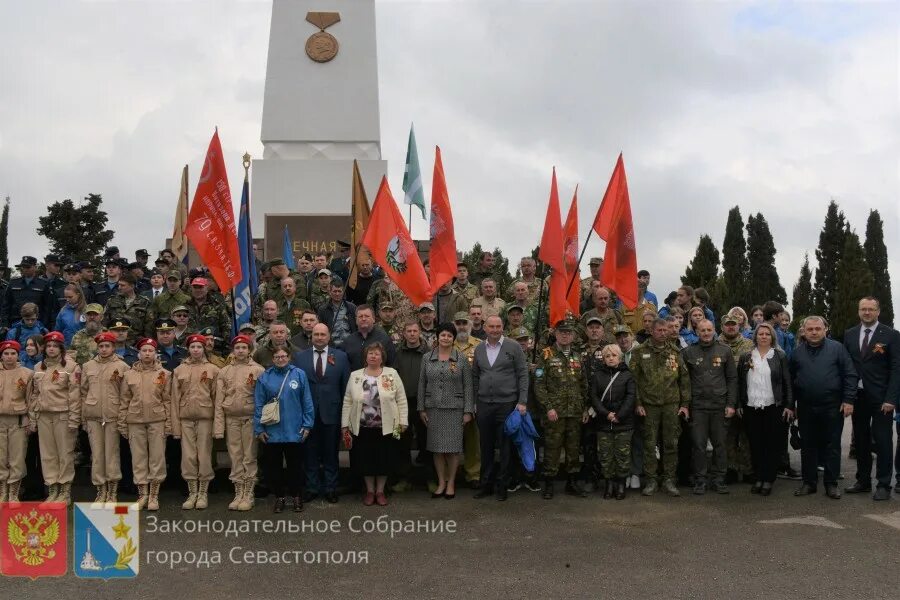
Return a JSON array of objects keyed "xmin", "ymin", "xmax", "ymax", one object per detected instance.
[
  {"xmin": 476, "ymin": 400, "xmax": 516, "ymax": 491},
  {"xmin": 23, "ymin": 432, "xmax": 43, "ymax": 495},
  {"xmin": 852, "ymin": 390, "xmax": 894, "ymax": 489},
  {"xmin": 262, "ymin": 442, "xmax": 304, "ymax": 498},
  {"xmin": 744, "ymin": 405, "xmax": 782, "ymax": 483},
  {"xmin": 799, "ymin": 406, "xmax": 843, "ymax": 487}
]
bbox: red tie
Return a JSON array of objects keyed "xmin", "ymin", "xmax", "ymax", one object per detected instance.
[{"xmin": 316, "ymin": 351, "xmax": 324, "ymax": 378}]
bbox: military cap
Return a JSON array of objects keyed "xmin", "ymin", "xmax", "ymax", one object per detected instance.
[
  {"xmin": 198, "ymin": 326, "xmax": 220, "ymax": 341},
  {"xmin": 418, "ymin": 302, "xmax": 435, "ymax": 312},
  {"xmin": 104, "ymin": 246, "xmax": 120, "ymax": 258},
  {"xmin": 15, "ymin": 256, "xmax": 37, "ymax": 267},
  {"xmin": 336, "ymin": 240, "xmax": 351, "ymax": 249},
  {"xmin": 300, "ymin": 253, "xmax": 313, "ymax": 262},
  {"xmin": 44, "ymin": 254, "xmax": 64, "ymax": 265},
  {"xmin": 316, "ymin": 268, "xmax": 332, "ymax": 277},
  {"xmin": 721, "ymin": 314, "xmax": 739, "ymax": 326},
  {"xmin": 104, "ymin": 256, "xmax": 121, "ymax": 266},
  {"xmin": 63, "ymin": 263, "xmax": 79, "ymax": 273},
  {"xmin": 260, "ymin": 261, "xmax": 272, "ymax": 271},
  {"xmin": 554, "ymin": 317, "xmax": 578, "ymax": 332},
  {"xmin": 109, "ymin": 318, "xmax": 131, "ymax": 330},
  {"xmin": 510, "ymin": 326, "xmax": 531, "ymax": 340},
  {"xmin": 170, "ymin": 305, "xmax": 190, "ymax": 315},
  {"xmin": 135, "ymin": 249, "xmax": 150, "ymax": 257},
  {"xmin": 149, "ymin": 268, "xmax": 163, "ymax": 277},
  {"xmin": 453, "ymin": 311, "xmax": 471, "ymax": 323},
  {"xmin": 154, "ymin": 256, "xmax": 169, "ymax": 265},
  {"xmin": 79, "ymin": 262, "xmax": 95, "ymax": 271},
  {"xmin": 127, "ymin": 262, "xmax": 143, "ymax": 271},
  {"xmin": 585, "ymin": 315, "xmax": 603, "ymax": 326},
  {"xmin": 379, "ymin": 301, "xmax": 395, "ymax": 310},
  {"xmin": 588, "ymin": 257, "xmax": 603, "ymax": 266},
  {"xmin": 613, "ymin": 324, "xmax": 632, "ymax": 336},
  {"xmin": 166, "ymin": 271, "xmax": 182, "ymax": 281},
  {"xmin": 188, "ymin": 267, "xmax": 208, "ymax": 279},
  {"xmin": 506, "ymin": 304, "xmax": 525, "ymax": 314},
  {"xmin": 269, "ymin": 258, "xmax": 285, "ymax": 268},
  {"xmin": 238, "ymin": 322, "xmax": 257, "ymax": 333},
  {"xmin": 84, "ymin": 303, "xmax": 104, "ymax": 315},
  {"xmin": 155, "ymin": 318, "xmax": 177, "ymax": 331}
]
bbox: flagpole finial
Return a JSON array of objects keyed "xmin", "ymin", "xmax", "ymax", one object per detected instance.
[{"xmin": 242, "ymin": 152, "xmax": 251, "ymax": 176}]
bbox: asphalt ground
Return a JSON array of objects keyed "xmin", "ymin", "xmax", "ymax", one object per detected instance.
[{"xmin": 3, "ymin": 434, "xmax": 900, "ymax": 599}]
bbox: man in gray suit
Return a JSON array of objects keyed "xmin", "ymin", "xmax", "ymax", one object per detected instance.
[{"xmin": 472, "ymin": 315, "xmax": 529, "ymax": 500}]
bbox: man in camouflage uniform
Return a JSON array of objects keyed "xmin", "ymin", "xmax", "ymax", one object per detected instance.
[
  {"xmin": 103, "ymin": 273, "xmax": 153, "ymax": 344},
  {"xmin": 580, "ymin": 316, "xmax": 608, "ymax": 488},
  {"xmin": 505, "ymin": 257, "xmax": 546, "ymax": 305},
  {"xmin": 630, "ymin": 318, "xmax": 691, "ymax": 497},
  {"xmin": 453, "ymin": 311, "xmax": 483, "ymax": 488},
  {"xmin": 581, "ymin": 286, "xmax": 624, "ymax": 346},
  {"xmin": 185, "ymin": 277, "xmax": 231, "ymax": 341},
  {"xmin": 718, "ymin": 313, "xmax": 754, "ymax": 481},
  {"xmin": 431, "ymin": 281, "xmax": 467, "ymax": 325},
  {"xmin": 376, "ymin": 301, "xmax": 403, "ymax": 346},
  {"xmin": 503, "ymin": 304, "xmax": 527, "ymax": 335},
  {"xmin": 367, "ymin": 276, "xmax": 416, "ymax": 330},
  {"xmin": 308, "ymin": 269, "xmax": 332, "ymax": 313},
  {"xmin": 452, "ymin": 263, "xmax": 478, "ymax": 308},
  {"xmin": 150, "ymin": 271, "xmax": 190, "ymax": 323},
  {"xmin": 534, "ymin": 317, "xmax": 589, "ymax": 499},
  {"xmin": 579, "ymin": 257, "xmax": 603, "ymax": 308},
  {"xmin": 275, "ymin": 277, "xmax": 312, "ymax": 335},
  {"xmin": 71, "ymin": 303, "xmax": 106, "ymax": 365},
  {"xmin": 417, "ymin": 303, "xmax": 437, "ymax": 349}
]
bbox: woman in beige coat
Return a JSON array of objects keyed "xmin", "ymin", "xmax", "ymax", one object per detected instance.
[
  {"xmin": 29, "ymin": 331, "xmax": 80, "ymax": 505},
  {"xmin": 119, "ymin": 338, "xmax": 171, "ymax": 511},
  {"xmin": 172, "ymin": 334, "xmax": 220, "ymax": 510},
  {"xmin": 214, "ymin": 335, "xmax": 264, "ymax": 511},
  {"xmin": 0, "ymin": 340, "xmax": 33, "ymax": 506},
  {"xmin": 341, "ymin": 342, "xmax": 408, "ymax": 507}
]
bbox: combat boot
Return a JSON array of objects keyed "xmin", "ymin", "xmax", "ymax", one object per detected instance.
[
  {"xmin": 106, "ymin": 481, "xmax": 119, "ymax": 505},
  {"xmin": 615, "ymin": 478, "xmax": 626, "ymax": 500},
  {"xmin": 542, "ymin": 478, "xmax": 554, "ymax": 500},
  {"xmin": 45, "ymin": 483, "xmax": 60, "ymax": 503},
  {"xmin": 565, "ymin": 476, "xmax": 587, "ymax": 498},
  {"xmin": 237, "ymin": 481, "xmax": 254, "ymax": 511},
  {"xmin": 603, "ymin": 480, "xmax": 614, "ymax": 499},
  {"xmin": 641, "ymin": 479, "xmax": 658, "ymax": 496},
  {"xmin": 0, "ymin": 481, "xmax": 7, "ymax": 503},
  {"xmin": 136, "ymin": 484, "xmax": 149, "ymax": 510},
  {"xmin": 7, "ymin": 480, "xmax": 22, "ymax": 507},
  {"xmin": 182, "ymin": 480, "xmax": 199, "ymax": 509},
  {"xmin": 147, "ymin": 481, "xmax": 161, "ymax": 511},
  {"xmin": 662, "ymin": 479, "xmax": 681, "ymax": 497},
  {"xmin": 57, "ymin": 482, "xmax": 72, "ymax": 506},
  {"xmin": 195, "ymin": 480, "xmax": 210, "ymax": 509},
  {"xmin": 92, "ymin": 483, "xmax": 107, "ymax": 508},
  {"xmin": 228, "ymin": 482, "xmax": 242, "ymax": 510}
]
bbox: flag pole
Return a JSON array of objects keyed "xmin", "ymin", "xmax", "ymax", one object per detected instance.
[
  {"xmin": 408, "ymin": 205, "xmax": 412, "ymax": 235},
  {"xmin": 229, "ymin": 152, "xmax": 252, "ymax": 336},
  {"xmin": 531, "ymin": 261, "xmax": 546, "ymax": 362},
  {"xmin": 565, "ymin": 228, "xmax": 594, "ymax": 301}
]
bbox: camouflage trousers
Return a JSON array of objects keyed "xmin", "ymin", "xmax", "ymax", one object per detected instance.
[
  {"xmin": 598, "ymin": 429, "xmax": 633, "ymax": 479},
  {"xmin": 726, "ymin": 415, "xmax": 753, "ymax": 475},
  {"xmin": 542, "ymin": 417, "xmax": 582, "ymax": 477},
  {"xmin": 642, "ymin": 404, "xmax": 682, "ymax": 481}
]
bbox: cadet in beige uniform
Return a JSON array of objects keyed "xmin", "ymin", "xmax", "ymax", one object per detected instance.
[
  {"xmin": 81, "ymin": 331, "xmax": 129, "ymax": 503},
  {"xmin": 119, "ymin": 338, "xmax": 171, "ymax": 511},
  {"xmin": 172, "ymin": 334, "xmax": 220, "ymax": 510},
  {"xmin": 0, "ymin": 340, "xmax": 33, "ymax": 505},
  {"xmin": 214, "ymin": 335, "xmax": 264, "ymax": 511},
  {"xmin": 29, "ymin": 331, "xmax": 80, "ymax": 505}
]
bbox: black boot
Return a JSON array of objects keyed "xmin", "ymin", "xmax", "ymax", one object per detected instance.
[
  {"xmin": 615, "ymin": 478, "xmax": 626, "ymax": 500},
  {"xmin": 603, "ymin": 480, "xmax": 613, "ymax": 499},
  {"xmin": 542, "ymin": 478, "xmax": 554, "ymax": 500},
  {"xmin": 565, "ymin": 475, "xmax": 588, "ymax": 498}
]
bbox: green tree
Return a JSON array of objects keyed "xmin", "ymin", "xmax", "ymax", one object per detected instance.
[
  {"xmin": 746, "ymin": 213, "xmax": 786, "ymax": 305},
  {"xmin": 681, "ymin": 234, "xmax": 720, "ymax": 289},
  {"xmin": 721, "ymin": 206, "xmax": 749, "ymax": 311},
  {"xmin": 832, "ymin": 231, "xmax": 874, "ymax": 338},
  {"xmin": 790, "ymin": 253, "xmax": 814, "ymax": 331},
  {"xmin": 37, "ymin": 194, "xmax": 114, "ymax": 261},
  {"xmin": 813, "ymin": 200, "xmax": 847, "ymax": 323},
  {"xmin": 461, "ymin": 242, "xmax": 513, "ymax": 295},
  {"xmin": 0, "ymin": 197, "xmax": 9, "ymax": 269},
  {"xmin": 863, "ymin": 209, "xmax": 894, "ymax": 326}
]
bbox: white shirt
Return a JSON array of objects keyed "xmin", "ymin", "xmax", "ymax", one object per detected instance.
[
  {"xmin": 152, "ymin": 287, "xmax": 164, "ymax": 298},
  {"xmin": 485, "ymin": 336, "xmax": 505, "ymax": 367},
  {"xmin": 313, "ymin": 346, "xmax": 329, "ymax": 376},
  {"xmin": 746, "ymin": 348, "xmax": 775, "ymax": 408}
]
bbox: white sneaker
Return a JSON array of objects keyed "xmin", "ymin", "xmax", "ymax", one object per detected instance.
[{"xmin": 629, "ymin": 475, "xmax": 641, "ymax": 489}]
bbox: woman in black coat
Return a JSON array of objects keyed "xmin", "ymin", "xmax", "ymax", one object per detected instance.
[
  {"xmin": 737, "ymin": 322, "xmax": 794, "ymax": 496},
  {"xmin": 590, "ymin": 344, "xmax": 636, "ymax": 500}
]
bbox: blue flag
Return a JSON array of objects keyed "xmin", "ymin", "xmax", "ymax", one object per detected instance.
[
  {"xmin": 282, "ymin": 225, "xmax": 296, "ymax": 270},
  {"xmin": 233, "ymin": 177, "xmax": 257, "ymax": 335}
]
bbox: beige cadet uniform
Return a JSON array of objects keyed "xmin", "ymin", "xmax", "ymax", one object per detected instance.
[
  {"xmin": 172, "ymin": 358, "xmax": 219, "ymax": 483},
  {"xmin": 81, "ymin": 355, "xmax": 128, "ymax": 486},
  {"xmin": 454, "ymin": 336, "xmax": 483, "ymax": 484},
  {"xmin": 119, "ymin": 360, "xmax": 171, "ymax": 485},
  {"xmin": 30, "ymin": 359, "xmax": 80, "ymax": 490},
  {"xmin": 214, "ymin": 358, "xmax": 264, "ymax": 486},
  {"xmin": 0, "ymin": 366, "xmax": 33, "ymax": 497}
]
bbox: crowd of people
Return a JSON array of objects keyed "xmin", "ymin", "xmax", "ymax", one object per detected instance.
[{"xmin": 0, "ymin": 246, "xmax": 897, "ymax": 513}]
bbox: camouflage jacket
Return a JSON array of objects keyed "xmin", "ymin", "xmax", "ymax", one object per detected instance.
[
  {"xmin": 276, "ymin": 296, "xmax": 312, "ymax": 335},
  {"xmin": 503, "ymin": 277, "xmax": 546, "ymax": 305},
  {"xmin": 629, "ymin": 341, "xmax": 691, "ymax": 408},
  {"xmin": 534, "ymin": 345, "xmax": 587, "ymax": 417},
  {"xmin": 186, "ymin": 297, "xmax": 232, "ymax": 340},
  {"xmin": 309, "ymin": 286, "xmax": 330, "ymax": 313},
  {"xmin": 150, "ymin": 289, "xmax": 191, "ymax": 322},
  {"xmin": 103, "ymin": 293, "xmax": 153, "ymax": 342},
  {"xmin": 453, "ymin": 337, "xmax": 482, "ymax": 366},
  {"xmin": 71, "ymin": 328, "xmax": 103, "ymax": 365},
  {"xmin": 580, "ymin": 308, "xmax": 624, "ymax": 345},
  {"xmin": 367, "ymin": 279, "xmax": 416, "ymax": 328},
  {"xmin": 719, "ymin": 335, "xmax": 753, "ymax": 361},
  {"xmin": 451, "ymin": 281, "xmax": 479, "ymax": 308}
]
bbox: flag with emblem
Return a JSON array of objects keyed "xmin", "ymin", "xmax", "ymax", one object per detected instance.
[
  {"xmin": 592, "ymin": 154, "xmax": 638, "ymax": 309},
  {"xmin": 1, "ymin": 502, "xmax": 67, "ymax": 578},
  {"xmin": 361, "ymin": 177, "xmax": 431, "ymax": 305},
  {"xmin": 73, "ymin": 503, "xmax": 140, "ymax": 579},
  {"xmin": 427, "ymin": 146, "xmax": 457, "ymax": 292},
  {"xmin": 402, "ymin": 123, "xmax": 426, "ymax": 220},
  {"xmin": 233, "ymin": 163, "xmax": 258, "ymax": 334}
]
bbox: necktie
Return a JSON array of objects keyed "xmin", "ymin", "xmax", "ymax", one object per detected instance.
[
  {"xmin": 316, "ymin": 350, "xmax": 324, "ymax": 378},
  {"xmin": 154, "ymin": 290, "xmax": 160, "ymax": 298},
  {"xmin": 861, "ymin": 328, "xmax": 871, "ymax": 357}
]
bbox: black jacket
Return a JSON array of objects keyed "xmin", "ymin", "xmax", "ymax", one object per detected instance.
[
  {"xmin": 681, "ymin": 341, "xmax": 738, "ymax": 410},
  {"xmin": 341, "ymin": 326, "xmax": 396, "ymax": 371},
  {"xmin": 738, "ymin": 347, "xmax": 793, "ymax": 410},
  {"xmin": 1, "ymin": 276, "xmax": 50, "ymax": 327},
  {"xmin": 843, "ymin": 323, "xmax": 900, "ymax": 406},
  {"xmin": 590, "ymin": 363, "xmax": 636, "ymax": 432},
  {"xmin": 394, "ymin": 342, "xmax": 426, "ymax": 404},
  {"xmin": 789, "ymin": 339, "xmax": 857, "ymax": 411}
]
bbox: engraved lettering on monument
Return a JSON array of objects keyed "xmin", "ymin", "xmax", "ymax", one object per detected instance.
[{"xmin": 305, "ymin": 11, "xmax": 341, "ymax": 63}]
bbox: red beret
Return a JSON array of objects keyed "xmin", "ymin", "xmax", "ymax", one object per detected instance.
[
  {"xmin": 230, "ymin": 335, "xmax": 252, "ymax": 347},
  {"xmin": 44, "ymin": 331, "xmax": 65, "ymax": 345},
  {"xmin": 137, "ymin": 338, "xmax": 158, "ymax": 350},
  {"xmin": 94, "ymin": 332, "xmax": 117, "ymax": 344},
  {"xmin": 186, "ymin": 334, "xmax": 207, "ymax": 347},
  {"xmin": 0, "ymin": 340, "xmax": 21, "ymax": 353}
]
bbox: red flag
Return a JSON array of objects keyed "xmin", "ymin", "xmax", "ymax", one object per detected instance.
[
  {"xmin": 186, "ymin": 130, "xmax": 243, "ymax": 293},
  {"xmin": 563, "ymin": 186, "xmax": 580, "ymax": 316},
  {"xmin": 538, "ymin": 168, "xmax": 568, "ymax": 327},
  {"xmin": 428, "ymin": 146, "xmax": 457, "ymax": 291},
  {"xmin": 362, "ymin": 177, "xmax": 432, "ymax": 305},
  {"xmin": 592, "ymin": 154, "xmax": 638, "ymax": 309},
  {"xmin": 1, "ymin": 502, "xmax": 68, "ymax": 579}
]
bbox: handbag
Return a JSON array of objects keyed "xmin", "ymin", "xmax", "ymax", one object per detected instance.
[{"xmin": 260, "ymin": 371, "xmax": 290, "ymax": 426}]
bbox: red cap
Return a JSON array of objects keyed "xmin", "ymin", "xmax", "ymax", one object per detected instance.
[
  {"xmin": 137, "ymin": 338, "xmax": 158, "ymax": 350},
  {"xmin": 94, "ymin": 332, "xmax": 117, "ymax": 344},
  {"xmin": 44, "ymin": 331, "xmax": 65, "ymax": 345},
  {"xmin": 231, "ymin": 335, "xmax": 252, "ymax": 347},
  {"xmin": 190, "ymin": 277, "xmax": 208, "ymax": 287},
  {"xmin": 0, "ymin": 340, "xmax": 21, "ymax": 353},
  {"xmin": 186, "ymin": 334, "xmax": 207, "ymax": 347}
]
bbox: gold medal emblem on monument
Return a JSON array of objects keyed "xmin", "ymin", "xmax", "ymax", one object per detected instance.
[{"xmin": 305, "ymin": 11, "xmax": 341, "ymax": 63}]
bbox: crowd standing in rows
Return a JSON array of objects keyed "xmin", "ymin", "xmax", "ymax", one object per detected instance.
[{"xmin": 0, "ymin": 247, "xmax": 897, "ymax": 513}]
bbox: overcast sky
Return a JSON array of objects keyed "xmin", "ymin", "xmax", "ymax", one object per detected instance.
[{"xmin": 1, "ymin": 0, "xmax": 897, "ymax": 309}]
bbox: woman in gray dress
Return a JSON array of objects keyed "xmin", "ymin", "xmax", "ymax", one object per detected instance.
[{"xmin": 417, "ymin": 323, "xmax": 474, "ymax": 499}]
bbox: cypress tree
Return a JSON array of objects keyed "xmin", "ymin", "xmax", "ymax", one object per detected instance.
[
  {"xmin": 790, "ymin": 253, "xmax": 813, "ymax": 331},
  {"xmin": 746, "ymin": 213, "xmax": 787, "ymax": 305},
  {"xmin": 0, "ymin": 197, "xmax": 8, "ymax": 270},
  {"xmin": 813, "ymin": 200, "xmax": 847, "ymax": 323},
  {"xmin": 681, "ymin": 234, "xmax": 720, "ymax": 289},
  {"xmin": 832, "ymin": 231, "xmax": 874, "ymax": 338},
  {"xmin": 863, "ymin": 209, "xmax": 894, "ymax": 326},
  {"xmin": 721, "ymin": 206, "xmax": 749, "ymax": 310}
]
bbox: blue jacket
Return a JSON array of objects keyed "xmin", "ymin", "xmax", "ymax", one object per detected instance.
[
  {"xmin": 20, "ymin": 352, "xmax": 43, "ymax": 370},
  {"xmin": 504, "ymin": 409, "xmax": 539, "ymax": 472},
  {"xmin": 6, "ymin": 319, "xmax": 49, "ymax": 347},
  {"xmin": 55, "ymin": 305, "xmax": 85, "ymax": 346},
  {"xmin": 254, "ymin": 364, "xmax": 314, "ymax": 442},
  {"xmin": 680, "ymin": 328, "xmax": 699, "ymax": 345},
  {"xmin": 292, "ymin": 347, "xmax": 350, "ymax": 426}
]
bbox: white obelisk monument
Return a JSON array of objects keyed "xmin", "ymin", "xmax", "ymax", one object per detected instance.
[{"xmin": 252, "ymin": 0, "xmax": 387, "ymax": 257}]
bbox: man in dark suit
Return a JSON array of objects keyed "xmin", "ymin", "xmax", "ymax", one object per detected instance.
[
  {"xmin": 471, "ymin": 315, "xmax": 529, "ymax": 501},
  {"xmin": 843, "ymin": 297, "xmax": 900, "ymax": 500},
  {"xmin": 293, "ymin": 323, "xmax": 350, "ymax": 503}
]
